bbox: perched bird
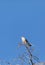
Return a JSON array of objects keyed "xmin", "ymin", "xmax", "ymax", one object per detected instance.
[{"xmin": 21, "ymin": 36, "xmax": 32, "ymax": 47}]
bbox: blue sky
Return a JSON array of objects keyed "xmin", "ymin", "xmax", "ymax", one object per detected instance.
[{"xmin": 0, "ymin": 0, "xmax": 45, "ymax": 64}]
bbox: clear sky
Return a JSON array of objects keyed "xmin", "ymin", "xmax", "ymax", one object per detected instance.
[{"xmin": 0, "ymin": 0, "xmax": 45, "ymax": 64}]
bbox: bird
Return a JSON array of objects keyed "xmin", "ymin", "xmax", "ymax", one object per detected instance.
[{"xmin": 21, "ymin": 36, "xmax": 32, "ymax": 47}]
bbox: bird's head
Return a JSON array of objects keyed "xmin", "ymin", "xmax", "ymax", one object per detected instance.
[{"xmin": 21, "ymin": 36, "xmax": 26, "ymax": 43}]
